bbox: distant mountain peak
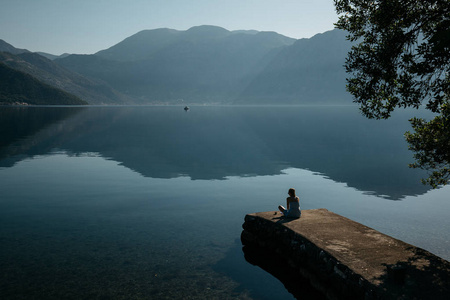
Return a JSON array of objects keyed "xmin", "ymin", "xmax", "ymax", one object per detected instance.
[
  {"xmin": 231, "ymin": 30, "xmax": 259, "ymax": 35},
  {"xmin": 0, "ymin": 39, "xmax": 29, "ymax": 55},
  {"xmin": 180, "ymin": 25, "xmax": 232, "ymax": 41},
  {"xmin": 94, "ymin": 25, "xmax": 297, "ymax": 62},
  {"xmin": 133, "ymin": 27, "xmax": 181, "ymax": 36},
  {"xmin": 185, "ymin": 25, "xmax": 230, "ymax": 34}
]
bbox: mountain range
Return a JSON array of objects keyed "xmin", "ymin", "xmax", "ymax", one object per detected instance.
[
  {"xmin": 0, "ymin": 41, "xmax": 133, "ymax": 105},
  {"xmin": 0, "ymin": 62, "xmax": 86, "ymax": 105},
  {"xmin": 1, "ymin": 25, "xmax": 353, "ymax": 105}
]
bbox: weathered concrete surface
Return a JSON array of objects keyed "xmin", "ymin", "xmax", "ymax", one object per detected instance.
[{"xmin": 241, "ymin": 208, "xmax": 450, "ymax": 299}]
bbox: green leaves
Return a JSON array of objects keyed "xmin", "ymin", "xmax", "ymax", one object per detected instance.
[
  {"xmin": 334, "ymin": 0, "xmax": 450, "ymax": 187},
  {"xmin": 406, "ymin": 103, "xmax": 450, "ymax": 187}
]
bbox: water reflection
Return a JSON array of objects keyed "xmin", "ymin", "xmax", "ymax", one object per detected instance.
[
  {"xmin": 0, "ymin": 106, "xmax": 84, "ymax": 164},
  {"xmin": 0, "ymin": 105, "xmax": 431, "ymax": 199}
]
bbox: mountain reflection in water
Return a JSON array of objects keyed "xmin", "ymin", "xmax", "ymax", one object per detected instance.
[{"xmin": 0, "ymin": 105, "xmax": 432, "ymax": 199}]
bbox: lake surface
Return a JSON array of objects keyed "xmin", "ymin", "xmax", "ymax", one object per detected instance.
[{"xmin": 1, "ymin": 105, "xmax": 449, "ymax": 299}]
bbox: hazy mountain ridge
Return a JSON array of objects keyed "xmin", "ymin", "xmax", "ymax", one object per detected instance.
[
  {"xmin": 0, "ymin": 62, "xmax": 87, "ymax": 105},
  {"xmin": 236, "ymin": 29, "xmax": 352, "ymax": 104},
  {"xmin": 1, "ymin": 26, "xmax": 353, "ymax": 105},
  {"xmin": 95, "ymin": 28, "xmax": 182, "ymax": 62},
  {"xmin": 36, "ymin": 52, "xmax": 71, "ymax": 60},
  {"xmin": 0, "ymin": 50, "xmax": 134, "ymax": 104},
  {"xmin": 54, "ymin": 25, "xmax": 352, "ymax": 104},
  {"xmin": 0, "ymin": 39, "xmax": 29, "ymax": 55},
  {"xmin": 55, "ymin": 25, "xmax": 309, "ymax": 103}
]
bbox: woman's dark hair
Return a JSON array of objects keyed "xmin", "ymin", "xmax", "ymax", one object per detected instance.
[{"xmin": 288, "ymin": 188, "xmax": 296, "ymax": 197}]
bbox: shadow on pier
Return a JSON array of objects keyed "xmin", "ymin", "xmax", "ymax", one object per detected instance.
[{"xmin": 242, "ymin": 245, "xmax": 327, "ymax": 299}]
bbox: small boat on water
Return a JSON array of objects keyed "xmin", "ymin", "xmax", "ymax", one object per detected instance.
[{"xmin": 184, "ymin": 106, "xmax": 190, "ymax": 111}]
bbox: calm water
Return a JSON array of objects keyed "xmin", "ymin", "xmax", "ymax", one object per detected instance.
[{"xmin": 1, "ymin": 106, "xmax": 449, "ymax": 299}]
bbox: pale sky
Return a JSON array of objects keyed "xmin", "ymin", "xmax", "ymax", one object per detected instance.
[{"xmin": 0, "ymin": 0, "xmax": 338, "ymax": 55}]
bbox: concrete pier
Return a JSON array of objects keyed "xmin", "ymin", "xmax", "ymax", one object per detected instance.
[{"xmin": 241, "ymin": 209, "xmax": 450, "ymax": 299}]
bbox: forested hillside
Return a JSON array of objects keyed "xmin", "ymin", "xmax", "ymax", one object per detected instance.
[
  {"xmin": 0, "ymin": 62, "xmax": 87, "ymax": 105},
  {"xmin": 0, "ymin": 51, "xmax": 133, "ymax": 105}
]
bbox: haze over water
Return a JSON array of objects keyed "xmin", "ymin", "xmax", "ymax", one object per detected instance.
[{"xmin": 1, "ymin": 105, "xmax": 449, "ymax": 299}]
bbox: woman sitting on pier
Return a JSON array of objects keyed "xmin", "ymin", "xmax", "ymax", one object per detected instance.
[{"xmin": 278, "ymin": 188, "xmax": 301, "ymax": 218}]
